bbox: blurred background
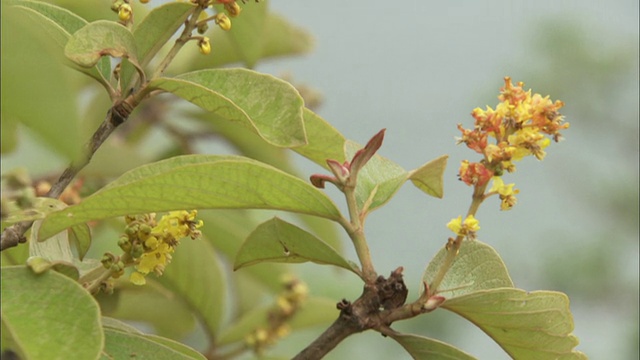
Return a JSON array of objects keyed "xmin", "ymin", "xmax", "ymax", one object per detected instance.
[
  {"xmin": 2, "ymin": 1, "xmax": 638, "ymax": 359},
  {"xmin": 254, "ymin": 1, "xmax": 639, "ymax": 359}
]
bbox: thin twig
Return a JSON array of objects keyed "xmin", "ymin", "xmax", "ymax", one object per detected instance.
[{"xmin": 0, "ymin": 100, "xmax": 133, "ymax": 251}]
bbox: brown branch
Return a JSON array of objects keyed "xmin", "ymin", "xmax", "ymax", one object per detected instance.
[
  {"xmin": 293, "ymin": 267, "xmax": 411, "ymax": 360},
  {"xmin": 0, "ymin": 99, "xmax": 134, "ymax": 252}
]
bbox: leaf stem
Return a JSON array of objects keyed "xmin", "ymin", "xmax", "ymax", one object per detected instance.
[
  {"xmin": 149, "ymin": 6, "xmax": 202, "ymax": 80},
  {"xmin": 429, "ymin": 182, "xmax": 488, "ymax": 294},
  {"xmin": 343, "ymin": 184, "xmax": 376, "ymax": 283}
]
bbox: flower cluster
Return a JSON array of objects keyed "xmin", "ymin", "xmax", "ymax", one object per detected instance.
[
  {"xmin": 244, "ymin": 276, "xmax": 308, "ymax": 355},
  {"xmin": 112, "ymin": 210, "xmax": 203, "ymax": 285},
  {"xmin": 456, "ymin": 77, "xmax": 568, "ymax": 210}
]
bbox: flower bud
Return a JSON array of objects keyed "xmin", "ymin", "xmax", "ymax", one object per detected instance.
[
  {"xmin": 224, "ymin": 2, "xmax": 242, "ymax": 17},
  {"xmin": 198, "ymin": 37, "xmax": 211, "ymax": 55},
  {"xmin": 118, "ymin": 4, "xmax": 132, "ymax": 22},
  {"xmin": 214, "ymin": 13, "xmax": 231, "ymax": 31}
]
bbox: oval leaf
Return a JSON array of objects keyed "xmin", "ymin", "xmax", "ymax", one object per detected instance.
[
  {"xmin": 409, "ymin": 154, "xmax": 449, "ymax": 198},
  {"xmin": 234, "ymin": 217, "xmax": 359, "ymax": 274},
  {"xmin": 65, "ymin": 20, "xmax": 138, "ymax": 68},
  {"xmin": 443, "ymin": 288, "xmax": 587, "ymax": 360},
  {"xmin": 148, "ymin": 69, "xmax": 305, "ymax": 147},
  {"xmin": 198, "ymin": 210, "xmax": 290, "ymax": 293},
  {"xmin": 134, "ymin": 2, "xmax": 194, "ymax": 68},
  {"xmin": 103, "ymin": 328, "xmax": 204, "ymax": 360},
  {"xmin": 37, "ymin": 155, "xmax": 342, "ymax": 240},
  {"xmin": 293, "ymin": 108, "xmax": 347, "ymax": 169},
  {"xmin": 100, "ymin": 282, "xmax": 196, "ymax": 340},
  {"xmin": 1, "ymin": 266, "xmax": 103, "ymax": 360},
  {"xmin": 158, "ymin": 239, "xmax": 226, "ymax": 337},
  {"xmin": 7, "ymin": 0, "xmax": 111, "ymax": 83},
  {"xmin": 422, "ymin": 240, "xmax": 514, "ymax": 299},
  {"xmin": 389, "ymin": 333, "xmax": 477, "ymax": 360}
]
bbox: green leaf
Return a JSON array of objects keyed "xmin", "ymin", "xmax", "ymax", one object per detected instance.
[
  {"xmin": 38, "ymin": 155, "xmax": 342, "ymax": 239},
  {"xmin": 1, "ymin": 266, "xmax": 103, "ymax": 360},
  {"xmin": 422, "ymin": 240, "xmax": 514, "ymax": 299},
  {"xmin": 65, "ymin": 20, "xmax": 138, "ymax": 68},
  {"xmin": 443, "ymin": 288, "xmax": 587, "ymax": 360},
  {"xmin": 148, "ymin": 69, "xmax": 305, "ymax": 147},
  {"xmin": 234, "ymin": 217, "xmax": 359, "ymax": 274},
  {"xmin": 216, "ymin": 296, "xmax": 337, "ymax": 346},
  {"xmin": 6, "ymin": 0, "xmax": 111, "ymax": 83},
  {"xmin": 198, "ymin": 210, "xmax": 290, "ymax": 293},
  {"xmin": 101, "ymin": 317, "xmax": 143, "ymax": 334},
  {"xmin": 142, "ymin": 334, "xmax": 207, "ymax": 360},
  {"xmin": 409, "ymin": 155, "xmax": 448, "ymax": 198},
  {"xmin": 2, "ymin": 197, "xmax": 67, "ymax": 225},
  {"xmin": 217, "ymin": 0, "xmax": 268, "ymax": 68},
  {"xmin": 103, "ymin": 328, "xmax": 204, "ymax": 360},
  {"xmin": 346, "ymin": 140, "xmax": 408, "ymax": 212},
  {"xmin": 389, "ymin": 333, "xmax": 477, "ymax": 360},
  {"xmin": 293, "ymin": 108, "xmax": 347, "ymax": 168},
  {"xmin": 192, "ymin": 110, "xmax": 297, "ymax": 173},
  {"xmin": 67, "ymin": 223, "xmax": 91, "ymax": 261},
  {"xmin": 1, "ymin": 4, "xmax": 84, "ymax": 161},
  {"xmin": 134, "ymin": 2, "xmax": 194, "ymax": 68},
  {"xmin": 158, "ymin": 238, "xmax": 226, "ymax": 338},
  {"xmin": 28, "ymin": 214, "xmax": 80, "ymax": 279},
  {"xmin": 100, "ymin": 282, "xmax": 196, "ymax": 340}
]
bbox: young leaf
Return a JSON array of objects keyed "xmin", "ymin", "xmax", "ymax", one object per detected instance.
[
  {"xmin": 1, "ymin": 266, "xmax": 103, "ymax": 360},
  {"xmin": 443, "ymin": 288, "xmax": 587, "ymax": 360},
  {"xmin": 346, "ymin": 140, "xmax": 408, "ymax": 212},
  {"xmin": 389, "ymin": 333, "xmax": 477, "ymax": 360},
  {"xmin": 37, "ymin": 155, "xmax": 342, "ymax": 240},
  {"xmin": 65, "ymin": 20, "xmax": 139, "ymax": 68},
  {"xmin": 422, "ymin": 240, "xmax": 514, "ymax": 299},
  {"xmin": 103, "ymin": 328, "xmax": 205, "ymax": 360},
  {"xmin": 158, "ymin": 239, "xmax": 227, "ymax": 338},
  {"xmin": 147, "ymin": 69, "xmax": 305, "ymax": 147},
  {"xmin": 409, "ymin": 155, "xmax": 449, "ymax": 199},
  {"xmin": 234, "ymin": 217, "xmax": 359, "ymax": 275}
]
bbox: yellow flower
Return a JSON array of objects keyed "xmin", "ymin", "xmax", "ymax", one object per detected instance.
[
  {"xmin": 489, "ymin": 177, "xmax": 520, "ymax": 210},
  {"xmin": 447, "ymin": 215, "xmax": 480, "ymax": 238},
  {"xmin": 130, "ymin": 271, "xmax": 146, "ymax": 285}
]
